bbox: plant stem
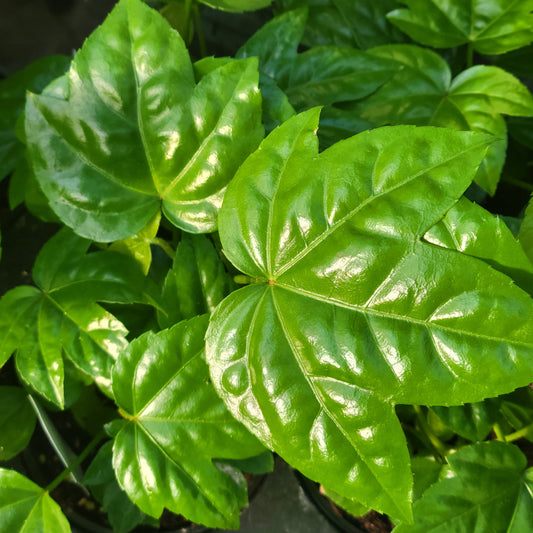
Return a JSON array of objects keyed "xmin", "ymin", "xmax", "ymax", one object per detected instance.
[
  {"xmin": 193, "ymin": 3, "xmax": 208, "ymax": 58},
  {"xmin": 184, "ymin": 0, "xmax": 194, "ymax": 45},
  {"xmin": 413, "ymin": 405, "xmax": 448, "ymax": 460},
  {"xmin": 502, "ymin": 176, "xmax": 533, "ymax": 192},
  {"xmin": 151, "ymin": 237, "xmax": 175, "ymax": 259},
  {"xmin": 45, "ymin": 430, "xmax": 105, "ymax": 493},
  {"xmin": 466, "ymin": 43, "xmax": 474, "ymax": 68},
  {"xmin": 505, "ymin": 422, "xmax": 533, "ymax": 443},
  {"xmin": 492, "ymin": 422, "xmax": 506, "ymax": 442}
]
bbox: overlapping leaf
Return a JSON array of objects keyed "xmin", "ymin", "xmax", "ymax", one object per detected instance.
[
  {"xmin": 112, "ymin": 316, "xmax": 265, "ymax": 529},
  {"xmin": 0, "ymin": 228, "xmax": 159, "ymax": 408},
  {"xmin": 0, "ymin": 55, "xmax": 70, "ymax": 182},
  {"xmin": 520, "ymin": 197, "xmax": 533, "ymax": 263},
  {"xmin": 395, "ymin": 442, "xmax": 533, "ymax": 532},
  {"xmin": 158, "ymin": 233, "xmax": 235, "ymax": 329},
  {"xmin": 199, "ymin": 0, "xmax": 273, "ymax": 11},
  {"xmin": 0, "ymin": 469, "xmax": 70, "ymax": 533},
  {"xmin": 237, "ymin": 9, "xmax": 397, "ymax": 121},
  {"xmin": 387, "ymin": 0, "xmax": 533, "ymax": 54},
  {"xmin": 343, "ymin": 45, "xmax": 533, "ymax": 193},
  {"xmin": 25, "ymin": 0, "xmax": 263, "ymax": 242},
  {"xmin": 206, "ymin": 109, "xmax": 533, "ymax": 522}
]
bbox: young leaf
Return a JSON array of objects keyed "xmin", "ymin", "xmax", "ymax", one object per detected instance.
[
  {"xmin": 207, "ymin": 109, "xmax": 533, "ymax": 522},
  {"xmin": 347, "ymin": 45, "xmax": 533, "ymax": 194},
  {"xmin": 0, "ymin": 387, "xmax": 36, "ymax": 460},
  {"xmin": 25, "ymin": 0, "xmax": 263, "ymax": 242},
  {"xmin": 112, "ymin": 316, "xmax": 265, "ymax": 529},
  {"xmin": 387, "ymin": 0, "xmax": 533, "ymax": 55},
  {"xmin": 395, "ymin": 442, "xmax": 533, "ymax": 532},
  {"xmin": 0, "ymin": 469, "xmax": 70, "ymax": 532},
  {"xmin": 199, "ymin": 0, "xmax": 273, "ymax": 12},
  {"xmin": 0, "ymin": 55, "xmax": 70, "ymax": 181},
  {"xmin": 0, "ymin": 228, "xmax": 159, "ymax": 408},
  {"xmin": 84, "ymin": 441, "xmax": 145, "ymax": 533},
  {"xmin": 158, "ymin": 233, "xmax": 235, "ymax": 329}
]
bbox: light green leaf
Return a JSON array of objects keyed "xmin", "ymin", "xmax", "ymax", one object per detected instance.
[
  {"xmin": 395, "ymin": 442, "xmax": 533, "ymax": 532},
  {"xmin": 0, "ymin": 387, "xmax": 36, "ymax": 460},
  {"xmin": 109, "ymin": 212, "xmax": 161, "ymax": 275},
  {"xmin": 158, "ymin": 233, "xmax": 235, "ymax": 329},
  {"xmin": 199, "ymin": 0, "xmax": 273, "ymax": 12},
  {"xmin": 0, "ymin": 228, "xmax": 159, "ymax": 407},
  {"xmin": 0, "ymin": 55, "xmax": 70, "ymax": 181},
  {"xmin": 519, "ymin": 197, "xmax": 533, "ymax": 263},
  {"xmin": 207, "ymin": 109, "xmax": 533, "ymax": 522},
  {"xmin": 387, "ymin": 0, "xmax": 533, "ymax": 54},
  {"xmin": 424, "ymin": 197, "xmax": 533, "ymax": 295},
  {"xmin": 410, "ymin": 456, "xmax": 444, "ymax": 501},
  {"xmin": 347, "ymin": 45, "xmax": 533, "ymax": 193},
  {"xmin": 25, "ymin": 0, "xmax": 263, "ymax": 242},
  {"xmin": 323, "ymin": 487, "xmax": 370, "ymax": 518},
  {"xmin": 112, "ymin": 316, "xmax": 265, "ymax": 529},
  {"xmin": 0, "ymin": 468, "xmax": 71, "ymax": 533}
]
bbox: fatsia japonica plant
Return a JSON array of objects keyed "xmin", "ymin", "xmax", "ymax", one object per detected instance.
[{"xmin": 1, "ymin": 0, "xmax": 533, "ymax": 532}]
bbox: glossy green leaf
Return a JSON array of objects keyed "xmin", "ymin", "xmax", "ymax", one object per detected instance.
[
  {"xmin": 237, "ymin": 9, "xmax": 397, "ymax": 114},
  {"xmin": 25, "ymin": 0, "xmax": 263, "ymax": 242},
  {"xmin": 387, "ymin": 0, "xmax": 533, "ymax": 54},
  {"xmin": 347, "ymin": 45, "xmax": 533, "ymax": 193},
  {"xmin": 425, "ymin": 197, "xmax": 533, "ymax": 295},
  {"xmin": 0, "ymin": 228, "xmax": 158, "ymax": 408},
  {"xmin": 207, "ymin": 109, "xmax": 533, "ymax": 522},
  {"xmin": 199, "ymin": 0, "xmax": 273, "ymax": 12},
  {"xmin": 109, "ymin": 212, "xmax": 161, "ymax": 275},
  {"xmin": 323, "ymin": 487, "xmax": 369, "ymax": 518},
  {"xmin": 0, "ymin": 387, "xmax": 36, "ymax": 460},
  {"xmin": 430, "ymin": 400, "xmax": 500, "ymax": 442},
  {"xmin": 0, "ymin": 468, "xmax": 70, "ymax": 533},
  {"xmin": 158, "ymin": 233, "xmax": 235, "ymax": 329},
  {"xmin": 84, "ymin": 441, "xmax": 145, "ymax": 533},
  {"xmin": 395, "ymin": 442, "xmax": 533, "ymax": 532},
  {"xmin": 0, "ymin": 55, "xmax": 70, "ymax": 181},
  {"xmin": 112, "ymin": 316, "xmax": 265, "ymax": 529}
]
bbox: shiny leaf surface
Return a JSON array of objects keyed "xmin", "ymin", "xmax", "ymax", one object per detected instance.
[
  {"xmin": 207, "ymin": 109, "xmax": 533, "ymax": 522},
  {"xmin": 0, "ymin": 387, "xmax": 36, "ymax": 460},
  {"xmin": 112, "ymin": 316, "xmax": 265, "ymax": 529},
  {"xmin": 387, "ymin": 0, "xmax": 533, "ymax": 54},
  {"xmin": 0, "ymin": 228, "xmax": 158, "ymax": 407},
  {"xmin": 395, "ymin": 442, "xmax": 533, "ymax": 532},
  {"xmin": 0, "ymin": 469, "xmax": 70, "ymax": 533},
  {"xmin": 25, "ymin": 0, "xmax": 263, "ymax": 242},
  {"xmin": 158, "ymin": 233, "xmax": 235, "ymax": 329},
  {"xmin": 0, "ymin": 55, "xmax": 70, "ymax": 181},
  {"xmin": 347, "ymin": 45, "xmax": 533, "ymax": 193}
]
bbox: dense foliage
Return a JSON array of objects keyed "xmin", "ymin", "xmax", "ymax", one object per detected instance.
[{"xmin": 1, "ymin": 0, "xmax": 533, "ymax": 531}]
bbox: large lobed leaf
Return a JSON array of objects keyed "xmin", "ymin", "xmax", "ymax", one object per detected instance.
[
  {"xmin": 0, "ymin": 469, "xmax": 70, "ymax": 533},
  {"xmin": 25, "ymin": 0, "xmax": 263, "ymax": 242},
  {"xmin": 387, "ymin": 0, "xmax": 533, "ymax": 54},
  {"xmin": 0, "ymin": 228, "xmax": 158, "ymax": 408},
  {"xmin": 395, "ymin": 441, "xmax": 533, "ymax": 532},
  {"xmin": 206, "ymin": 109, "xmax": 533, "ymax": 522},
  {"xmin": 112, "ymin": 315, "xmax": 265, "ymax": 529}
]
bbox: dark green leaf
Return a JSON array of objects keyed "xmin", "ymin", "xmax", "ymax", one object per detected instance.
[
  {"xmin": 519, "ymin": 197, "xmax": 533, "ymax": 263},
  {"xmin": 395, "ymin": 442, "xmax": 533, "ymax": 532},
  {"xmin": 158, "ymin": 233, "xmax": 235, "ymax": 329},
  {"xmin": 0, "ymin": 387, "xmax": 36, "ymax": 460},
  {"xmin": 112, "ymin": 316, "xmax": 265, "ymax": 529},
  {"xmin": 0, "ymin": 55, "xmax": 70, "ymax": 181},
  {"xmin": 500, "ymin": 387, "xmax": 533, "ymax": 438},
  {"xmin": 224, "ymin": 450, "xmax": 274, "ymax": 474},
  {"xmin": 84, "ymin": 441, "xmax": 145, "ymax": 533},
  {"xmin": 0, "ymin": 468, "xmax": 70, "ymax": 532},
  {"xmin": 207, "ymin": 109, "xmax": 533, "ymax": 522},
  {"xmin": 387, "ymin": 0, "xmax": 533, "ymax": 54},
  {"xmin": 0, "ymin": 228, "xmax": 159, "ymax": 407},
  {"xmin": 410, "ymin": 456, "xmax": 444, "ymax": 501},
  {"xmin": 348, "ymin": 45, "xmax": 533, "ymax": 193},
  {"xmin": 25, "ymin": 0, "xmax": 263, "ymax": 242}
]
